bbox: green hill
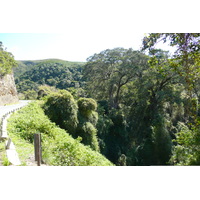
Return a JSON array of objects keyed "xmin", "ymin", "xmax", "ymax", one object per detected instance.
[{"xmin": 14, "ymin": 59, "xmax": 86, "ymax": 99}]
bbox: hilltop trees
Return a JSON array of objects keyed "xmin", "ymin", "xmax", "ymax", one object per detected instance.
[
  {"xmin": 0, "ymin": 41, "xmax": 17, "ymax": 75},
  {"xmin": 15, "ymin": 60, "xmax": 85, "ymax": 100}
]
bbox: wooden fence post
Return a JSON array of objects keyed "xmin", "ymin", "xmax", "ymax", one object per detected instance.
[{"xmin": 34, "ymin": 133, "xmax": 41, "ymax": 166}]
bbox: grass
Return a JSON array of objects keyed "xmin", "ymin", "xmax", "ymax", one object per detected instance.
[
  {"xmin": 0, "ymin": 140, "xmax": 11, "ymax": 166},
  {"xmin": 0, "ymin": 105, "xmax": 33, "ymax": 166},
  {"xmin": 7, "ymin": 134, "xmax": 34, "ymax": 166},
  {"xmin": 7, "ymin": 101, "xmax": 114, "ymax": 166}
]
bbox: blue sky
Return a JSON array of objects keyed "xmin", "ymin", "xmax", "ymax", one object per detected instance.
[
  {"xmin": 0, "ymin": 32, "xmax": 145, "ymax": 61},
  {"xmin": 0, "ymin": 32, "xmax": 175, "ymax": 62}
]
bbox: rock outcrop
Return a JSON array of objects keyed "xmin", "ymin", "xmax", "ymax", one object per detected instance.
[{"xmin": 0, "ymin": 73, "xmax": 18, "ymax": 105}]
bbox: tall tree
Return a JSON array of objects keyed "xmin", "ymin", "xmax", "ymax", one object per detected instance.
[
  {"xmin": 126, "ymin": 49, "xmax": 179, "ymax": 165},
  {"xmin": 83, "ymin": 48, "xmax": 148, "ymax": 109},
  {"xmin": 142, "ymin": 33, "xmax": 200, "ymax": 98},
  {"xmin": 142, "ymin": 33, "xmax": 200, "ymax": 165}
]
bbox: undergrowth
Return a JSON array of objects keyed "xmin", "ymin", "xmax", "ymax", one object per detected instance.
[{"xmin": 7, "ymin": 101, "xmax": 113, "ymax": 166}]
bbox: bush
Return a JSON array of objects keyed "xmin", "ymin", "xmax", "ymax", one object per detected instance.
[
  {"xmin": 43, "ymin": 93, "xmax": 100, "ymax": 151},
  {"xmin": 43, "ymin": 90, "xmax": 78, "ymax": 133},
  {"xmin": 76, "ymin": 98, "xmax": 99, "ymax": 151},
  {"xmin": 7, "ymin": 101, "xmax": 113, "ymax": 166},
  {"xmin": 169, "ymin": 122, "xmax": 200, "ymax": 165},
  {"xmin": 76, "ymin": 122, "xmax": 99, "ymax": 152},
  {"xmin": 77, "ymin": 98, "xmax": 97, "ymax": 113}
]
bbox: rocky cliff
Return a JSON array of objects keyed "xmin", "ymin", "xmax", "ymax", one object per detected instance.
[{"xmin": 0, "ymin": 73, "xmax": 19, "ymax": 105}]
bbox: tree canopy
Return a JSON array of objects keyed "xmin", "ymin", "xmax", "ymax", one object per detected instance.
[
  {"xmin": 83, "ymin": 48, "xmax": 149, "ymax": 109},
  {"xmin": 142, "ymin": 33, "xmax": 200, "ymax": 165},
  {"xmin": 0, "ymin": 41, "xmax": 17, "ymax": 75}
]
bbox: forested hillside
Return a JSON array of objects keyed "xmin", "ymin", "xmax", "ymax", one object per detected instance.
[
  {"xmin": 7, "ymin": 33, "xmax": 200, "ymax": 166},
  {"xmin": 14, "ymin": 59, "xmax": 85, "ymax": 99}
]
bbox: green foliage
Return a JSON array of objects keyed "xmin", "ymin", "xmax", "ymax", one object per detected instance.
[
  {"xmin": 0, "ymin": 41, "xmax": 18, "ymax": 75},
  {"xmin": 82, "ymin": 47, "xmax": 177, "ymax": 165},
  {"xmin": 86, "ymin": 47, "xmax": 190, "ymax": 165},
  {"xmin": 142, "ymin": 33, "xmax": 200, "ymax": 165},
  {"xmin": 67, "ymin": 87, "xmax": 87, "ymax": 99},
  {"xmin": 83, "ymin": 48, "xmax": 148, "ymax": 109},
  {"xmin": 169, "ymin": 121, "xmax": 200, "ymax": 165},
  {"xmin": 151, "ymin": 116, "xmax": 173, "ymax": 165},
  {"xmin": 96, "ymin": 106, "xmax": 130, "ymax": 164},
  {"xmin": 0, "ymin": 140, "xmax": 11, "ymax": 166},
  {"xmin": 77, "ymin": 98, "xmax": 98, "ymax": 125},
  {"xmin": 43, "ymin": 91, "xmax": 100, "ymax": 151},
  {"xmin": 142, "ymin": 33, "xmax": 200, "ymax": 98},
  {"xmin": 8, "ymin": 36, "xmax": 200, "ymax": 166},
  {"xmin": 76, "ymin": 122, "xmax": 99, "ymax": 152},
  {"xmin": 7, "ymin": 101, "xmax": 113, "ymax": 166},
  {"xmin": 76, "ymin": 98, "xmax": 99, "ymax": 151},
  {"xmin": 15, "ymin": 59, "xmax": 85, "ymax": 99},
  {"xmin": 43, "ymin": 90, "xmax": 78, "ymax": 133},
  {"xmin": 37, "ymin": 85, "xmax": 58, "ymax": 99},
  {"xmin": 78, "ymin": 98, "xmax": 97, "ymax": 112}
]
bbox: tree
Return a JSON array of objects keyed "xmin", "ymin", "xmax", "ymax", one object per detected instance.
[
  {"xmin": 43, "ymin": 90, "xmax": 100, "ymax": 151},
  {"xmin": 43, "ymin": 90, "xmax": 79, "ymax": 134},
  {"xmin": 83, "ymin": 48, "xmax": 149, "ymax": 109},
  {"xmin": 76, "ymin": 98, "xmax": 99, "ymax": 151},
  {"xmin": 0, "ymin": 41, "xmax": 17, "ymax": 75},
  {"xmin": 142, "ymin": 33, "xmax": 200, "ymax": 99},
  {"xmin": 142, "ymin": 34, "xmax": 200, "ymax": 123},
  {"xmin": 126, "ymin": 50, "xmax": 178, "ymax": 165},
  {"xmin": 142, "ymin": 33, "xmax": 200, "ymax": 165}
]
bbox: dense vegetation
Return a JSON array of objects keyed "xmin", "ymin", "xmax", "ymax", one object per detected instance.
[
  {"xmin": 0, "ymin": 42, "xmax": 17, "ymax": 75},
  {"xmin": 14, "ymin": 59, "xmax": 85, "ymax": 99},
  {"xmin": 7, "ymin": 102, "xmax": 113, "ymax": 166},
  {"xmin": 4, "ymin": 33, "xmax": 200, "ymax": 166},
  {"xmin": 82, "ymin": 34, "xmax": 200, "ymax": 166},
  {"xmin": 42, "ymin": 90, "xmax": 100, "ymax": 151}
]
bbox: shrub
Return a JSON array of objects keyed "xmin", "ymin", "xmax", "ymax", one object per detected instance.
[
  {"xmin": 43, "ymin": 93, "xmax": 100, "ymax": 151},
  {"xmin": 76, "ymin": 98, "xmax": 99, "ymax": 151},
  {"xmin": 7, "ymin": 101, "xmax": 113, "ymax": 166},
  {"xmin": 77, "ymin": 98, "xmax": 97, "ymax": 113},
  {"xmin": 76, "ymin": 122, "xmax": 99, "ymax": 152},
  {"xmin": 43, "ymin": 90, "xmax": 78, "ymax": 133}
]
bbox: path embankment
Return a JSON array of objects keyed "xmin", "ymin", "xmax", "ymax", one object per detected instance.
[{"xmin": 0, "ymin": 100, "xmax": 31, "ymax": 166}]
